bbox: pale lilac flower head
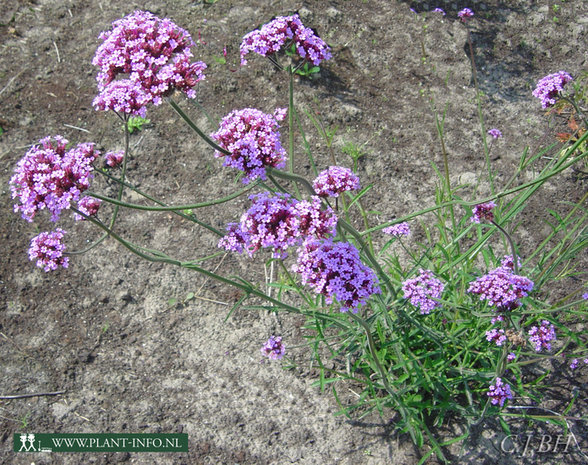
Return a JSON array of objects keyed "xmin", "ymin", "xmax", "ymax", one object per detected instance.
[
  {"xmin": 28, "ymin": 229, "xmax": 69, "ymax": 272},
  {"xmin": 10, "ymin": 136, "xmax": 99, "ymax": 222},
  {"xmin": 312, "ymin": 166, "xmax": 360, "ymax": 198},
  {"xmin": 468, "ymin": 266, "xmax": 533, "ymax": 310},
  {"xmin": 293, "ymin": 238, "xmax": 381, "ymax": 313},
  {"xmin": 528, "ymin": 320, "xmax": 556, "ymax": 352},
  {"xmin": 261, "ymin": 336, "xmax": 285, "ymax": 360},
  {"xmin": 74, "ymin": 196, "xmax": 102, "ymax": 221},
  {"xmin": 488, "ymin": 128, "xmax": 502, "ymax": 139},
  {"xmin": 92, "ymin": 10, "xmax": 206, "ymax": 114},
  {"xmin": 219, "ymin": 192, "xmax": 337, "ymax": 257},
  {"xmin": 458, "ymin": 8, "xmax": 474, "ymax": 21},
  {"xmin": 486, "ymin": 328, "xmax": 507, "ymax": 346},
  {"xmin": 402, "ymin": 269, "xmax": 444, "ymax": 314},
  {"xmin": 532, "ymin": 71, "xmax": 573, "ymax": 108},
  {"xmin": 104, "ymin": 150, "xmax": 124, "ymax": 168},
  {"xmin": 487, "ymin": 377, "xmax": 512, "ymax": 407},
  {"xmin": 240, "ymin": 14, "xmax": 331, "ymax": 66},
  {"xmin": 471, "ymin": 201, "xmax": 496, "ymax": 223},
  {"xmin": 383, "ymin": 222, "xmax": 411, "ymax": 237},
  {"xmin": 211, "ymin": 108, "xmax": 287, "ymax": 184},
  {"xmin": 433, "ymin": 8, "xmax": 446, "ymax": 15},
  {"xmin": 583, "ymin": 292, "xmax": 588, "ymax": 300}
]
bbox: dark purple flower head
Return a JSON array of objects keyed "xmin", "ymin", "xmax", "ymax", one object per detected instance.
[
  {"xmin": 261, "ymin": 336, "xmax": 285, "ymax": 360},
  {"xmin": 383, "ymin": 222, "xmax": 411, "ymax": 237},
  {"xmin": 471, "ymin": 201, "xmax": 496, "ymax": 223},
  {"xmin": 312, "ymin": 166, "xmax": 360, "ymax": 198},
  {"xmin": 532, "ymin": 71, "xmax": 573, "ymax": 108},
  {"xmin": 528, "ymin": 320, "xmax": 556, "ymax": 352},
  {"xmin": 74, "ymin": 196, "xmax": 102, "ymax": 221},
  {"xmin": 104, "ymin": 150, "xmax": 125, "ymax": 168},
  {"xmin": 28, "ymin": 229, "xmax": 69, "ymax": 272},
  {"xmin": 468, "ymin": 266, "xmax": 533, "ymax": 310},
  {"xmin": 10, "ymin": 136, "xmax": 99, "ymax": 222},
  {"xmin": 458, "ymin": 8, "xmax": 474, "ymax": 21},
  {"xmin": 93, "ymin": 10, "xmax": 206, "ymax": 114},
  {"xmin": 293, "ymin": 238, "xmax": 381, "ymax": 313},
  {"xmin": 486, "ymin": 328, "xmax": 507, "ymax": 346},
  {"xmin": 401, "ymin": 269, "xmax": 444, "ymax": 314},
  {"xmin": 240, "ymin": 14, "xmax": 331, "ymax": 66},
  {"xmin": 487, "ymin": 377, "xmax": 512, "ymax": 407},
  {"xmin": 219, "ymin": 192, "xmax": 337, "ymax": 257},
  {"xmin": 211, "ymin": 108, "xmax": 287, "ymax": 184},
  {"xmin": 488, "ymin": 128, "xmax": 502, "ymax": 139}
]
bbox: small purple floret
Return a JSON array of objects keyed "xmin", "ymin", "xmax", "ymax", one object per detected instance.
[
  {"xmin": 402, "ymin": 269, "xmax": 444, "ymax": 314},
  {"xmin": 528, "ymin": 320, "xmax": 556, "ymax": 352},
  {"xmin": 470, "ymin": 201, "xmax": 496, "ymax": 223},
  {"xmin": 261, "ymin": 336, "xmax": 285, "ymax": 360},
  {"xmin": 383, "ymin": 222, "xmax": 411, "ymax": 237},
  {"xmin": 487, "ymin": 377, "xmax": 512, "ymax": 407},
  {"xmin": 28, "ymin": 229, "xmax": 69, "ymax": 272},
  {"xmin": 532, "ymin": 71, "xmax": 573, "ymax": 108},
  {"xmin": 312, "ymin": 166, "xmax": 360, "ymax": 198}
]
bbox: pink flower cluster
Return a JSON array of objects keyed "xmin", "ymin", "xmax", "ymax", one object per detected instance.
[
  {"xmin": 240, "ymin": 14, "xmax": 331, "ymax": 66},
  {"xmin": 486, "ymin": 328, "xmax": 507, "ymax": 346},
  {"xmin": 218, "ymin": 192, "xmax": 337, "ymax": 257},
  {"xmin": 312, "ymin": 166, "xmax": 360, "ymax": 198},
  {"xmin": 74, "ymin": 196, "xmax": 102, "ymax": 221},
  {"xmin": 292, "ymin": 238, "xmax": 381, "ymax": 313},
  {"xmin": 468, "ymin": 259, "xmax": 534, "ymax": 310},
  {"xmin": 458, "ymin": 8, "xmax": 474, "ymax": 21},
  {"xmin": 528, "ymin": 320, "xmax": 556, "ymax": 352},
  {"xmin": 10, "ymin": 135, "xmax": 99, "ymax": 222},
  {"xmin": 104, "ymin": 150, "xmax": 124, "ymax": 168},
  {"xmin": 28, "ymin": 229, "xmax": 69, "ymax": 272},
  {"xmin": 92, "ymin": 10, "xmax": 206, "ymax": 115},
  {"xmin": 532, "ymin": 71, "xmax": 573, "ymax": 108},
  {"xmin": 383, "ymin": 222, "xmax": 411, "ymax": 237},
  {"xmin": 487, "ymin": 377, "xmax": 512, "ymax": 407},
  {"xmin": 401, "ymin": 269, "xmax": 445, "ymax": 314},
  {"xmin": 261, "ymin": 336, "xmax": 286, "ymax": 360},
  {"xmin": 470, "ymin": 201, "xmax": 496, "ymax": 223},
  {"xmin": 211, "ymin": 108, "xmax": 287, "ymax": 184}
]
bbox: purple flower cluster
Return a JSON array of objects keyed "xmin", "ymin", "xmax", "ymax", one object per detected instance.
[
  {"xmin": 10, "ymin": 136, "xmax": 99, "ymax": 222},
  {"xmin": 458, "ymin": 8, "xmax": 474, "ymax": 21},
  {"xmin": 468, "ymin": 262, "xmax": 534, "ymax": 310},
  {"xmin": 500, "ymin": 255, "xmax": 522, "ymax": 272},
  {"xmin": 487, "ymin": 377, "xmax": 512, "ymax": 407},
  {"xmin": 312, "ymin": 166, "xmax": 360, "ymax": 198},
  {"xmin": 532, "ymin": 71, "xmax": 573, "ymax": 108},
  {"xmin": 74, "ymin": 196, "xmax": 102, "ymax": 221},
  {"xmin": 470, "ymin": 201, "xmax": 496, "ymax": 223},
  {"xmin": 292, "ymin": 239, "xmax": 381, "ymax": 313},
  {"xmin": 486, "ymin": 328, "xmax": 507, "ymax": 346},
  {"xmin": 218, "ymin": 192, "xmax": 337, "ymax": 257},
  {"xmin": 432, "ymin": 8, "xmax": 446, "ymax": 15},
  {"xmin": 28, "ymin": 229, "xmax": 69, "ymax": 272},
  {"xmin": 570, "ymin": 358, "xmax": 588, "ymax": 370},
  {"xmin": 92, "ymin": 10, "xmax": 206, "ymax": 115},
  {"xmin": 104, "ymin": 150, "xmax": 124, "ymax": 168},
  {"xmin": 528, "ymin": 320, "xmax": 556, "ymax": 352},
  {"xmin": 261, "ymin": 336, "xmax": 286, "ymax": 360},
  {"xmin": 240, "ymin": 14, "xmax": 331, "ymax": 66},
  {"xmin": 488, "ymin": 128, "xmax": 502, "ymax": 139},
  {"xmin": 211, "ymin": 108, "xmax": 287, "ymax": 184},
  {"xmin": 401, "ymin": 269, "xmax": 444, "ymax": 314},
  {"xmin": 383, "ymin": 222, "xmax": 411, "ymax": 237}
]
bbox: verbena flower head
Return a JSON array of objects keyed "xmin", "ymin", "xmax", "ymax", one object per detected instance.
[
  {"xmin": 211, "ymin": 108, "xmax": 287, "ymax": 184},
  {"xmin": 468, "ymin": 266, "xmax": 534, "ymax": 310},
  {"xmin": 402, "ymin": 269, "xmax": 445, "ymax": 314},
  {"xmin": 532, "ymin": 71, "xmax": 573, "ymax": 108},
  {"xmin": 383, "ymin": 222, "xmax": 411, "ymax": 237},
  {"xmin": 507, "ymin": 352, "xmax": 516, "ymax": 362},
  {"xmin": 74, "ymin": 196, "xmax": 102, "ymax": 221},
  {"xmin": 293, "ymin": 238, "xmax": 381, "ymax": 313},
  {"xmin": 312, "ymin": 166, "xmax": 360, "ymax": 198},
  {"xmin": 470, "ymin": 201, "xmax": 496, "ymax": 223},
  {"xmin": 92, "ymin": 10, "xmax": 206, "ymax": 114},
  {"xmin": 528, "ymin": 320, "xmax": 556, "ymax": 352},
  {"xmin": 219, "ymin": 192, "xmax": 337, "ymax": 257},
  {"xmin": 261, "ymin": 336, "xmax": 285, "ymax": 360},
  {"xmin": 104, "ymin": 150, "xmax": 124, "ymax": 168},
  {"xmin": 458, "ymin": 8, "xmax": 474, "ymax": 21},
  {"xmin": 488, "ymin": 128, "xmax": 502, "ymax": 139},
  {"xmin": 10, "ymin": 136, "xmax": 99, "ymax": 222},
  {"xmin": 240, "ymin": 14, "xmax": 331, "ymax": 66},
  {"xmin": 500, "ymin": 254, "xmax": 522, "ymax": 272},
  {"xmin": 433, "ymin": 8, "xmax": 446, "ymax": 15},
  {"xmin": 28, "ymin": 229, "xmax": 69, "ymax": 272},
  {"xmin": 486, "ymin": 328, "xmax": 507, "ymax": 346},
  {"xmin": 487, "ymin": 377, "xmax": 512, "ymax": 407}
]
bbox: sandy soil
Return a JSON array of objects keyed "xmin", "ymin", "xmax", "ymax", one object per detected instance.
[{"xmin": 1, "ymin": 0, "xmax": 586, "ymax": 464}]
